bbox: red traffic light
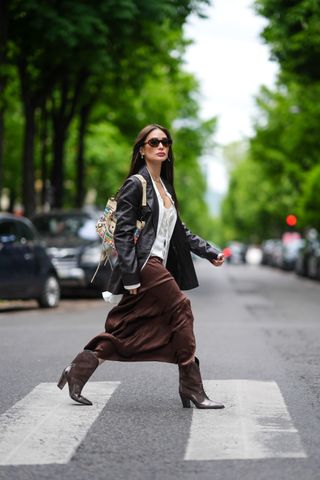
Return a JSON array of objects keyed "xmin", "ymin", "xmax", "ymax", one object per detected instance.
[{"xmin": 286, "ymin": 214, "xmax": 297, "ymax": 227}]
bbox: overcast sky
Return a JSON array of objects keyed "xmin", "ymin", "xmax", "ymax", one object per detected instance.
[{"xmin": 183, "ymin": 0, "xmax": 278, "ymax": 193}]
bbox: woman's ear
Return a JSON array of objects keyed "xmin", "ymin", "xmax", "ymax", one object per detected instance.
[{"xmin": 139, "ymin": 147, "xmax": 145, "ymax": 157}]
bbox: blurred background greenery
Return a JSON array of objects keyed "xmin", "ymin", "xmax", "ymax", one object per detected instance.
[
  {"xmin": 0, "ymin": 0, "xmax": 319, "ymax": 247},
  {"xmin": 221, "ymin": 0, "xmax": 320, "ymax": 243}
]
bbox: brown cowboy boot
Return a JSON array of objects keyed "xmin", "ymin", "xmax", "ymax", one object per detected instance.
[
  {"xmin": 179, "ymin": 357, "xmax": 224, "ymax": 409},
  {"xmin": 57, "ymin": 350, "xmax": 99, "ymax": 405}
]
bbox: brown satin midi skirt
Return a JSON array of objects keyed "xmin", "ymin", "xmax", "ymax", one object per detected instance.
[{"xmin": 84, "ymin": 256, "xmax": 196, "ymax": 366}]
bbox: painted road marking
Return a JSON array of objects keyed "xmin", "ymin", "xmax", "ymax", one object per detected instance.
[
  {"xmin": 184, "ymin": 380, "xmax": 307, "ymax": 460},
  {"xmin": 0, "ymin": 382, "xmax": 120, "ymax": 465}
]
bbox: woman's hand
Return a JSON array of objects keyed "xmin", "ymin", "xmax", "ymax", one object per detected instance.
[
  {"xmin": 211, "ymin": 252, "xmax": 224, "ymax": 267},
  {"xmin": 129, "ymin": 288, "xmax": 138, "ymax": 295}
]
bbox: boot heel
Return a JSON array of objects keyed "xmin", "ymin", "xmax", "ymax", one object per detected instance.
[
  {"xmin": 180, "ymin": 393, "xmax": 191, "ymax": 408},
  {"xmin": 57, "ymin": 369, "xmax": 68, "ymax": 390}
]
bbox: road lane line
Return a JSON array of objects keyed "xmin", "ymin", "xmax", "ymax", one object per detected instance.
[
  {"xmin": 184, "ymin": 380, "xmax": 307, "ymax": 460},
  {"xmin": 0, "ymin": 381, "xmax": 120, "ymax": 465}
]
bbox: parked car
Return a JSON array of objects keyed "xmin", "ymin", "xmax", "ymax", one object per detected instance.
[
  {"xmin": 261, "ymin": 234, "xmax": 303, "ymax": 270},
  {"xmin": 223, "ymin": 241, "xmax": 247, "ymax": 264},
  {"xmin": 32, "ymin": 210, "xmax": 106, "ymax": 292},
  {"xmin": 261, "ymin": 239, "xmax": 281, "ymax": 266},
  {"xmin": 269, "ymin": 240, "xmax": 283, "ymax": 267},
  {"xmin": 0, "ymin": 213, "xmax": 60, "ymax": 307},
  {"xmin": 306, "ymin": 238, "xmax": 320, "ymax": 279},
  {"xmin": 280, "ymin": 238, "xmax": 305, "ymax": 271},
  {"xmin": 295, "ymin": 229, "xmax": 319, "ymax": 277}
]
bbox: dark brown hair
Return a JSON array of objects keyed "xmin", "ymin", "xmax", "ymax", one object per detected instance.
[{"xmin": 126, "ymin": 123, "xmax": 179, "ymax": 206}]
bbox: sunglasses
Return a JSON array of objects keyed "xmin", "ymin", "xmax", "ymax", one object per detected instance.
[{"xmin": 143, "ymin": 137, "xmax": 172, "ymax": 148}]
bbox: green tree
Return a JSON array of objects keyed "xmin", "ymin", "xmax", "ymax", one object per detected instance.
[
  {"xmin": 0, "ymin": 0, "xmax": 9, "ymax": 202},
  {"xmin": 255, "ymin": 0, "xmax": 320, "ymax": 83},
  {"xmin": 5, "ymin": 0, "xmax": 209, "ymax": 214},
  {"xmin": 299, "ymin": 164, "xmax": 320, "ymax": 230},
  {"xmin": 221, "ymin": 1, "xmax": 320, "ymax": 241},
  {"xmin": 1, "ymin": 68, "xmax": 23, "ymax": 210},
  {"xmin": 63, "ymin": 68, "xmax": 218, "ymax": 240}
]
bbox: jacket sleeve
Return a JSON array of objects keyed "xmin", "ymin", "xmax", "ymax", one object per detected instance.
[
  {"xmin": 114, "ymin": 176, "xmax": 142, "ymax": 288},
  {"xmin": 182, "ymin": 222, "xmax": 221, "ymax": 261}
]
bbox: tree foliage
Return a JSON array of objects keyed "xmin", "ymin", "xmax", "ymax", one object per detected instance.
[
  {"xmin": 1, "ymin": 0, "xmax": 221, "ymax": 242},
  {"xmin": 255, "ymin": 0, "xmax": 320, "ymax": 83},
  {"xmin": 222, "ymin": 0, "xmax": 320, "ymax": 242}
]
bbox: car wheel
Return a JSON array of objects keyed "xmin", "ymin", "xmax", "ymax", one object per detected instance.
[{"xmin": 38, "ymin": 275, "xmax": 60, "ymax": 308}]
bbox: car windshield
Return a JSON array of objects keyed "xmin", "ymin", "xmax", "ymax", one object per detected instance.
[{"xmin": 33, "ymin": 214, "xmax": 98, "ymax": 245}]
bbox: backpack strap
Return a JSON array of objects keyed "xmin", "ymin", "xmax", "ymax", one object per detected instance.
[{"xmin": 134, "ymin": 174, "xmax": 147, "ymax": 207}]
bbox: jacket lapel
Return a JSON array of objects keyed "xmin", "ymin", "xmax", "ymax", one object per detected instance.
[
  {"xmin": 162, "ymin": 178, "xmax": 174, "ymax": 198},
  {"xmin": 139, "ymin": 165, "xmax": 159, "ymax": 233}
]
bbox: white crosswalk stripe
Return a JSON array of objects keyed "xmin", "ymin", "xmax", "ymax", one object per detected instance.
[
  {"xmin": 0, "ymin": 379, "xmax": 307, "ymax": 465},
  {"xmin": 184, "ymin": 380, "xmax": 307, "ymax": 460},
  {"xmin": 0, "ymin": 382, "xmax": 120, "ymax": 466}
]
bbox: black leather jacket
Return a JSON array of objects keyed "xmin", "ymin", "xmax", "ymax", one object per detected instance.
[{"xmin": 101, "ymin": 165, "xmax": 220, "ymax": 294}]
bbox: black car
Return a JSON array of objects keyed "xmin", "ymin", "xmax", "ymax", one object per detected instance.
[
  {"xmin": 0, "ymin": 214, "xmax": 60, "ymax": 307},
  {"xmin": 32, "ymin": 210, "xmax": 106, "ymax": 292}
]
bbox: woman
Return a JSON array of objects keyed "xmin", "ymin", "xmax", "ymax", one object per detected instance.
[{"xmin": 58, "ymin": 124, "xmax": 225, "ymax": 409}]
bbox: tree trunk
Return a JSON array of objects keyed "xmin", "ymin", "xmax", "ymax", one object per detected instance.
[
  {"xmin": 75, "ymin": 104, "xmax": 91, "ymax": 207},
  {"xmin": 0, "ymin": 109, "xmax": 4, "ymax": 203},
  {"xmin": 18, "ymin": 58, "xmax": 36, "ymax": 217},
  {"xmin": 51, "ymin": 123, "xmax": 65, "ymax": 208},
  {"xmin": 50, "ymin": 73, "xmax": 87, "ymax": 208},
  {"xmin": 40, "ymin": 102, "xmax": 48, "ymax": 207},
  {"xmin": 22, "ymin": 102, "xmax": 36, "ymax": 216},
  {"xmin": 0, "ymin": 0, "xmax": 9, "ymax": 203}
]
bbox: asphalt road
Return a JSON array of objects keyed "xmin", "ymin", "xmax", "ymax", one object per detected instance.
[{"xmin": 0, "ymin": 260, "xmax": 320, "ymax": 480}]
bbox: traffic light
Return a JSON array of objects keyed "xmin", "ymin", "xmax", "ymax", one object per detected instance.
[{"xmin": 286, "ymin": 214, "xmax": 297, "ymax": 227}]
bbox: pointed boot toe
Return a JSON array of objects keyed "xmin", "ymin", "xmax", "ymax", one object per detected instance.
[
  {"xmin": 57, "ymin": 350, "xmax": 99, "ymax": 406},
  {"xmin": 70, "ymin": 392, "xmax": 93, "ymax": 406},
  {"xmin": 179, "ymin": 358, "xmax": 224, "ymax": 410}
]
